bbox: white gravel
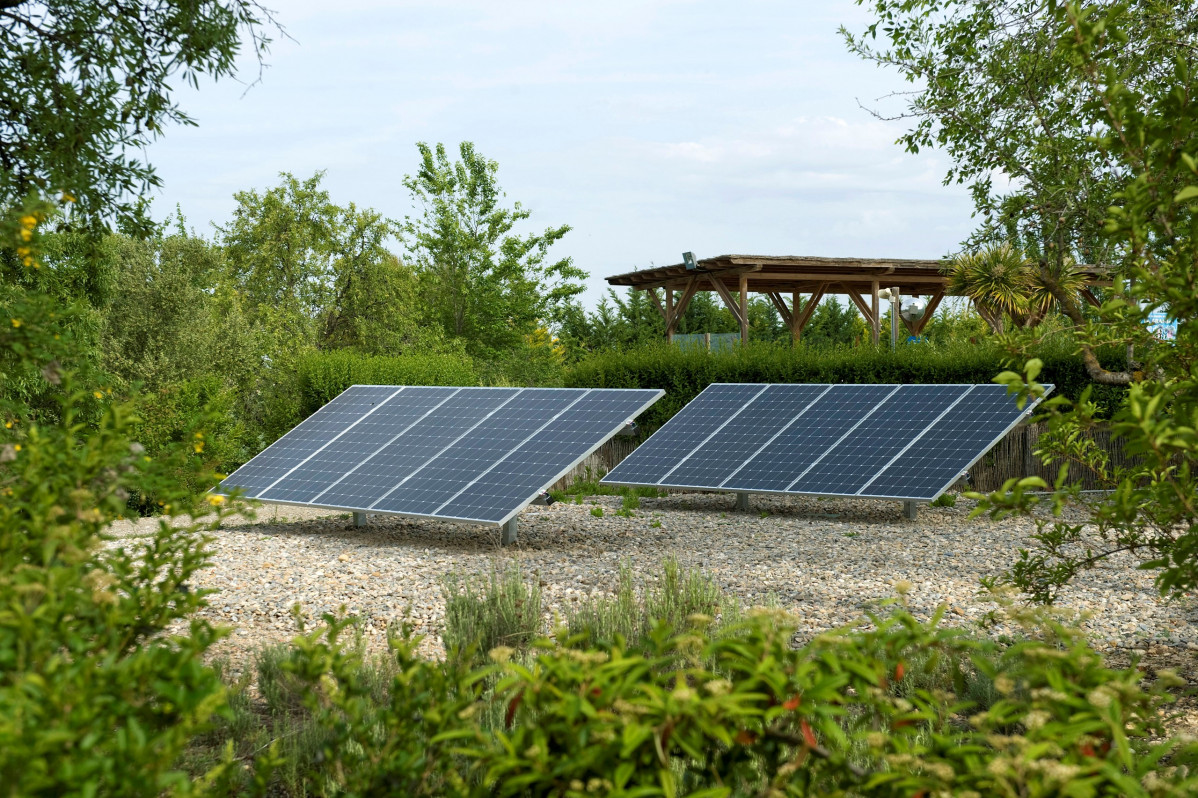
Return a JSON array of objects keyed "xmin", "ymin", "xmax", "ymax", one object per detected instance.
[{"xmin": 108, "ymin": 492, "xmax": 1198, "ymax": 666}]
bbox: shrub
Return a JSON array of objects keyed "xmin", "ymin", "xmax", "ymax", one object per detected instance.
[
  {"xmin": 565, "ymin": 339, "xmax": 1127, "ymax": 434},
  {"xmin": 442, "ymin": 563, "xmax": 543, "ymax": 664},
  {"xmin": 231, "ymin": 596, "xmax": 1198, "ymax": 797},
  {"xmin": 292, "ymin": 348, "xmax": 478, "ymax": 420},
  {"xmin": 0, "ymin": 202, "xmax": 235, "ymax": 795}
]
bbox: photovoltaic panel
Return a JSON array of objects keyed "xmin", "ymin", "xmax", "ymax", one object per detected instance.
[
  {"xmin": 217, "ymin": 386, "xmax": 662, "ymax": 527},
  {"xmin": 859, "ymin": 384, "xmax": 1043, "ymax": 500},
  {"xmin": 219, "ymin": 385, "xmax": 398, "ymax": 497},
  {"xmin": 602, "ymin": 382, "xmax": 1051, "ymax": 504}
]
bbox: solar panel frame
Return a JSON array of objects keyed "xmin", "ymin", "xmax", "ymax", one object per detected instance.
[
  {"xmin": 217, "ymin": 385, "xmax": 664, "ymax": 527},
  {"xmin": 601, "ymin": 382, "xmax": 1052, "ymax": 503}
]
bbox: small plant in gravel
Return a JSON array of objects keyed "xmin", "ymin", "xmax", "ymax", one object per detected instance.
[
  {"xmin": 590, "ymin": 506, "xmax": 604, "ymax": 518},
  {"xmin": 442, "ymin": 563, "xmax": 543, "ymax": 664},
  {"xmin": 930, "ymin": 492, "xmax": 957, "ymax": 508}
]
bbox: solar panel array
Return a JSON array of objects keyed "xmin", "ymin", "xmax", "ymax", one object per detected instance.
[
  {"xmin": 601, "ymin": 383, "xmax": 1050, "ymax": 502},
  {"xmin": 218, "ymin": 385, "xmax": 663, "ymax": 525}
]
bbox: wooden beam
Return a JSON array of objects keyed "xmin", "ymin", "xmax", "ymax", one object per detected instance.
[
  {"xmin": 793, "ymin": 283, "xmax": 827, "ymax": 342},
  {"xmin": 637, "ymin": 264, "xmax": 763, "ymax": 291},
  {"xmin": 909, "ymin": 291, "xmax": 944, "ymax": 336},
  {"xmin": 646, "ymin": 288, "xmax": 665, "ymax": 319},
  {"xmin": 1081, "ymin": 287, "xmax": 1102, "ymax": 308},
  {"xmin": 709, "ymin": 274, "xmax": 747, "ymax": 329},
  {"xmin": 767, "ymin": 292, "xmax": 793, "ymax": 328},
  {"xmin": 739, "ymin": 273, "xmax": 749, "ymax": 345},
  {"xmin": 665, "ymin": 278, "xmax": 699, "ymax": 338},
  {"xmin": 843, "ymin": 284, "xmax": 877, "ymax": 328},
  {"xmin": 665, "ymin": 288, "xmax": 674, "ymax": 342}
]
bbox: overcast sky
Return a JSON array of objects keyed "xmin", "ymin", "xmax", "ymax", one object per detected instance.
[{"xmin": 147, "ymin": 0, "xmax": 977, "ymax": 309}]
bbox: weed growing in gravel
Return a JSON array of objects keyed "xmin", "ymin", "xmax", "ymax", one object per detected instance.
[
  {"xmin": 590, "ymin": 506, "xmax": 604, "ymax": 518},
  {"xmin": 930, "ymin": 492, "xmax": 957, "ymax": 508},
  {"xmin": 548, "ymin": 467, "xmax": 666, "ymax": 504},
  {"xmin": 649, "ymin": 518, "xmax": 662, "ymax": 528},
  {"xmin": 565, "ymin": 557, "xmax": 728, "ymax": 652},
  {"xmin": 441, "ymin": 563, "xmax": 542, "ymax": 663},
  {"xmin": 615, "ymin": 493, "xmax": 639, "ymax": 517}
]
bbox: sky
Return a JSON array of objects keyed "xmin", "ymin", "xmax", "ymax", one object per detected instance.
[{"xmin": 147, "ymin": 0, "xmax": 978, "ymax": 310}]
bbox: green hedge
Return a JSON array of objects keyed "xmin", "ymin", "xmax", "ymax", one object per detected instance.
[
  {"xmin": 564, "ymin": 340, "xmax": 1126, "ymax": 433},
  {"xmin": 294, "ymin": 349, "xmax": 479, "ymax": 417}
]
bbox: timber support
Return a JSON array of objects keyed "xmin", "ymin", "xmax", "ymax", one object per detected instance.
[{"xmin": 501, "ymin": 518, "xmax": 518, "ymax": 545}]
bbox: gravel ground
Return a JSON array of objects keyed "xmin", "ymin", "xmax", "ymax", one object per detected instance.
[{"xmin": 108, "ymin": 491, "xmax": 1198, "ymax": 674}]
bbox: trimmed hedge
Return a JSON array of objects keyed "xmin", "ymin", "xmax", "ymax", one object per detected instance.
[
  {"xmin": 564, "ymin": 340, "xmax": 1126, "ymax": 433},
  {"xmin": 294, "ymin": 349, "xmax": 479, "ymax": 417}
]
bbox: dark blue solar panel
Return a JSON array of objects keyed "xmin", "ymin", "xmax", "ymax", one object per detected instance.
[
  {"xmin": 663, "ymin": 384, "xmax": 829, "ymax": 488},
  {"xmin": 259, "ymin": 387, "xmax": 458, "ymax": 504},
  {"xmin": 603, "ymin": 384, "xmax": 768, "ymax": 485},
  {"xmin": 787, "ymin": 385, "xmax": 970, "ymax": 495},
  {"xmin": 721, "ymin": 384, "xmax": 898, "ymax": 493},
  {"xmin": 311, "ymin": 388, "xmax": 519, "ymax": 510},
  {"xmin": 371, "ymin": 389, "xmax": 580, "ymax": 516},
  {"xmin": 438, "ymin": 390, "xmax": 656, "ymax": 523},
  {"xmin": 860, "ymin": 384, "xmax": 1048, "ymax": 500},
  {"xmin": 218, "ymin": 385, "xmax": 398, "ymax": 497}
]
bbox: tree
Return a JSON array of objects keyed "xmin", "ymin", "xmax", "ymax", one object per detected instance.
[
  {"xmin": 948, "ymin": 3, "xmax": 1198, "ymax": 599},
  {"xmin": 400, "ymin": 142, "xmax": 586, "ymax": 359},
  {"xmin": 219, "ymin": 172, "xmax": 430, "ymax": 358},
  {"xmin": 843, "ymin": 0, "xmax": 1198, "ymax": 380},
  {"xmin": 945, "ymin": 243, "xmax": 1086, "ymax": 333},
  {"xmin": 0, "ymin": 1, "xmax": 281, "ymax": 235}
]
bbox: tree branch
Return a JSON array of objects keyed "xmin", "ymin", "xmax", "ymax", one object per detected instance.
[{"xmin": 1037, "ymin": 261, "xmax": 1132, "ymax": 386}]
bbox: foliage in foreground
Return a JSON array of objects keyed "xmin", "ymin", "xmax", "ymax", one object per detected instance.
[
  {"xmin": 0, "ymin": 201, "xmax": 233, "ymax": 795},
  {"xmin": 207, "ymin": 596, "xmax": 1198, "ymax": 797}
]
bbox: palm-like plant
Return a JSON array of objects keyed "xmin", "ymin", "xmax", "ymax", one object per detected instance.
[
  {"xmin": 945, "ymin": 243, "xmax": 1031, "ymax": 334},
  {"xmin": 945, "ymin": 243, "xmax": 1084, "ymax": 333}
]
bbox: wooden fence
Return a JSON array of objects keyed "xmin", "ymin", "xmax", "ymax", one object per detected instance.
[{"xmin": 553, "ymin": 423, "xmax": 1132, "ymax": 495}]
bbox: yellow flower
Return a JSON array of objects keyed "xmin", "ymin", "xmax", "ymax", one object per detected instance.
[
  {"xmin": 193, "ymin": 442, "xmax": 204, "ymax": 453},
  {"xmin": 16, "ymin": 247, "xmax": 29, "ymax": 256},
  {"xmin": 19, "ymin": 215, "xmax": 36, "ymax": 227},
  {"xmin": 20, "ymin": 229, "xmax": 31, "ymax": 241},
  {"xmin": 206, "ymin": 494, "xmax": 225, "ymax": 506},
  {"xmin": 60, "ymin": 193, "xmax": 75, "ymax": 203},
  {"xmin": 13, "ymin": 445, "xmax": 20, "ymax": 452},
  {"xmin": 23, "ymin": 257, "xmax": 33, "ymax": 267},
  {"xmin": 10, "ymin": 319, "xmax": 21, "ymax": 328},
  {"xmin": 93, "ymin": 391, "xmax": 103, "ymax": 399}
]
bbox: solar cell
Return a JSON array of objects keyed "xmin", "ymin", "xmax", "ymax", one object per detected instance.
[
  {"xmin": 602, "ymin": 382, "xmax": 1050, "ymax": 511},
  {"xmin": 216, "ymin": 385, "xmax": 663, "ymax": 536}
]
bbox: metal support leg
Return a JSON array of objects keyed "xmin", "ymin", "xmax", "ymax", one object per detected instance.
[
  {"xmin": 902, "ymin": 501, "xmax": 918, "ymax": 520},
  {"xmin": 501, "ymin": 518, "xmax": 518, "ymax": 545},
  {"xmin": 353, "ymin": 512, "xmax": 367, "ymax": 527},
  {"xmin": 736, "ymin": 492, "xmax": 750, "ymax": 511}
]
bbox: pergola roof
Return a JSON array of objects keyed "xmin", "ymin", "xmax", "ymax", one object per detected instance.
[
  {"xmin": 606, "ymin": 254, "xmax": 954, "ymax": 296},
  {"xmin": 604, "ymin": 253, "xmax": 1109, "ymax": 346}
]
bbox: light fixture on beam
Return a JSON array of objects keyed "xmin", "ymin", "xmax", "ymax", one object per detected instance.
[{"xmin": 682, "ymin": 251, "xmax": 698, "ymax": 270}]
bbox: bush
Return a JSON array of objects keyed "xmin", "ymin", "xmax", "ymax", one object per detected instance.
[
  {"xmin": 565, "ymin": 339, "xmax": 1127, "ymax": 434},
  {"xmin": 442, "ymin": 563, "xmax": 543, "ymax": 664},
  {"xmin": 223, "ymin": 595, "xmax": 1198, "ymax": 797},
  {"xmin": 0, "ymin": 202, "xmax": 235, "ymax": 795},
  {"xmin": 294, "ymin": 348, "xmax": 479, "ymax": 418}
]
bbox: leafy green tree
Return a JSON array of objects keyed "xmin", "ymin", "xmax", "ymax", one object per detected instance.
[
  {"xmin": 400, "ymin": 142, "xmax": 586, "ymax": 358},
  {"xmin": 932, "ymin": 3, "xmax": 1198, "ymax": 601},
  {"xmin": 220, "ymin": 172, "xmax": 431, "ymax": 358},
  {"xmin": 843, "ymin": 0, "xmax": 1196, "ymax": 353},
  {"xmin": 804, "ymin": 297, "xmax": 865, "ymax": 347},
  {"xmin": 0, "ymin": 1, "xmax": 280, "ymax": 235}
]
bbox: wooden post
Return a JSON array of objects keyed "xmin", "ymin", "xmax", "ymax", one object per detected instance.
[
  {"xmin": 738, "ymin": 273, "xmax": 749, "ymax": 345},
  {"xmin": 791, "ymin": 291, "xmax": 801, "ymax": 344},
  {"xmin": 704, "ymin": 332, "xmax": 711, "ymax": 351},
  {"xmin": 870, "ymin": 280, "xmax": 880, "ymax": 345}
]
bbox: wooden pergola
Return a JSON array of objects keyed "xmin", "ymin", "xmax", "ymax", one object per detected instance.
[{"xmin": 605, "ymin": 254, "xmax": 1108, "ymax": 345}]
